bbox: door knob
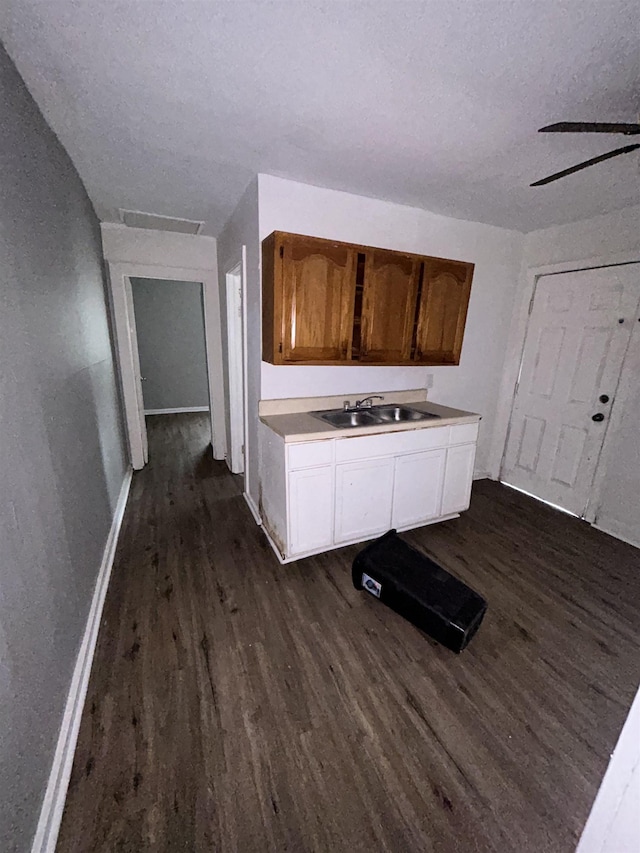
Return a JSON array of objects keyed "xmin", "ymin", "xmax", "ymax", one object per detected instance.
[
  {"xmin": 599, "ymin": 394, "xmax": 610, "ymax": 404},
  {"xmin": 591, "ymin": 413, "xmax": 605, "ymax": 422}
]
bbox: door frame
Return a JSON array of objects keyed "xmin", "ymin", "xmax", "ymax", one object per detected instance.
[
  {"xmin": 497, "ymin": 253, "xmax": 640, "ymax": 521},
  {"xmin": 107, "ymin": 260, "xmax": 226, "ymax": 469},
  {"xmin": 224, "ymin": 252, "xmax": 247, "ymax": 474}
]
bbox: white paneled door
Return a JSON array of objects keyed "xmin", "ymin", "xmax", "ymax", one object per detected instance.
[{"xmin": 502, "ymin": 264, "xmax": 639, "ymax": 516}]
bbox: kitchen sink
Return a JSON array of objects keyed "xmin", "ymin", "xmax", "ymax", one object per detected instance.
[
  {"xmin": 314, "ymin": 409, "xmax": 382, "ymax": 428},
  {"xmin": 373, "ymin": 405, "xmax": 439, "ymax": 423},
  {"xmin": 311, "ymin": 404, "xmax": 441, "ymax": 429}
]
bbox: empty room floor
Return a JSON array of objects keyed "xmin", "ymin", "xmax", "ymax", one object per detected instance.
[{"xmin": 57, "ymin": 413, "xmax": 640, "ymax": 853}]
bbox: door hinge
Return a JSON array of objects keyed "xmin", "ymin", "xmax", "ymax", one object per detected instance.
[
  {"xmin": 527, "ymin": 291, "xmax": 536, "ymax": 315},
  {"xmin": 279, "ymin": 245, "xmax": 284, "ymax": 258},
  {"xmin": 278, "ymin": 341, "xmax": 283, "ymax": 353}
]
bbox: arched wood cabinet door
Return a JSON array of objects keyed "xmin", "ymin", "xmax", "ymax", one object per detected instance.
[
  {"xmin": 359, "ymin": 249, "xmax": 421, "ymax": 363},
  {"xmin": 414, "ymin": 259, "xmax": 474, "ymax": 364},
  {"xmin": 279, "ymin": 236, "xmax": 357, "ymax": 363}
]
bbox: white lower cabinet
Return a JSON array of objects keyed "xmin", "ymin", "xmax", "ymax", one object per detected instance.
[
  {"xmin": 260, "ymin": 419, "xmax": 478, "ymax": 563},
  {"xmin": 334, "ymin": 457, "xmax": 395, "ymax": 544},
  {"xmin": 392, "ymin": 448, "xmax": 446, "ymax": 528},
  {"xmin": 441, "ymin": 443, "xmax": 476, "ymax": 515},
  {"xmin": 288, "ymin": 466, "xmax": 334, "ymax": 555}
]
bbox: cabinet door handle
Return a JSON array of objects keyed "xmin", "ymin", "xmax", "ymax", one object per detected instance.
[
  {"xmin": 599, "ymin": 394, "xmax": 610, "ymax": 404},
  {"xmin": 591, "ymin": 413, "xmax": 605, "ymax": 422}
]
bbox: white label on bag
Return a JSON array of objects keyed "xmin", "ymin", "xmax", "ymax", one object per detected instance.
[{"xmin": 362, "ymin": 573, "xmax": 382, "ymax": 598}]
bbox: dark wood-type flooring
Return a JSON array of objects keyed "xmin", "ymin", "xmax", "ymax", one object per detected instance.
[{"xmin": 57, "ymin": 413, "xmax": 640, "ymax": 852}]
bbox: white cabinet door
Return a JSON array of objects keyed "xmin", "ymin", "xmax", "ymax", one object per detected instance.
[
  {"xmin": 392, "ymin": 448, "xmax": 446, "ymax": 528},
  {"xmin": 334, "ymin": 458, "xmax": 395, "ymax": 544},
  {"xmin": 441, "ymin": 443, "xmax": 476, "ymax": 515},
  {"xmin": 288, "ymin": 466, "xmax": 334, "ymax": 556}
]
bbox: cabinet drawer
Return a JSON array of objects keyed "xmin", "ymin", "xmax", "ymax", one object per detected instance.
[
  {"xmin": 335, "ymin": 426, "xmax": 450, "ymax": 462},
  {"xmin": 449, "ymin": 423, "xmax": 479, "ymax": 445},
  {"xmin": 287, "ymin": 440, "xmax": 334, "ymax": 470}
]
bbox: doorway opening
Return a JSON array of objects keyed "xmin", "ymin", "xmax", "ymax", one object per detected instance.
[
  {"xmin": 129, "ymin": 277, "xmax": 211, "ymax": 458},
  {"xmin": 107, "ymin": 260, "xmax": 226, "ymax": 470}
]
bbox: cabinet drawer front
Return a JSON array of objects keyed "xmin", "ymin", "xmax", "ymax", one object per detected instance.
[
  {"xmin": 449, "ymin": 423, "xmax": 479, "ymax": 445},
  {"xmin": 335, "ymin": 426, "xmax": 450, "ymax": 462},
  {"xmin": 287, "ymin": 440, "xmax": 334, "ymax": 470}
]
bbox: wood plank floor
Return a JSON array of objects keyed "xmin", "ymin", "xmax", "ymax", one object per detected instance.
[{"xmin": 57, "ymin": 413, "xmax": 640, "ymax": 853}]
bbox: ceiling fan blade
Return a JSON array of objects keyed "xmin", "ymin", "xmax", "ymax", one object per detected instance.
[
  {"xmin": 531, "ymin": 143, "xmax": 640, "ymax": 186},
  {"xmin": 539, "ymin": 122, "xmax": 640, "ymax": 135}
]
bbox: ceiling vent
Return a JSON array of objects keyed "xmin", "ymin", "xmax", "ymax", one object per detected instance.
[{"xmin": 119, "ymin": 209, "xmax": 204, "ymax": 235}]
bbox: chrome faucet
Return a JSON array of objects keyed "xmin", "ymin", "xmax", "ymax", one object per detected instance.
[{"xmin": 355, "ymin": 395, "xmax": 384, "ymax": 409}]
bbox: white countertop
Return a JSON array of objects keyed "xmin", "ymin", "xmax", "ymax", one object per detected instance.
[{"xmin": 260, "ymin": 400, "xmax": 481, "ymax": 443}]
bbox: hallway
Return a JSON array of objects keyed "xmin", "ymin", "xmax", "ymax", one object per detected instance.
[{"xmin": 57, "ymin": 413, "xmax": 640, "ymax": 852}]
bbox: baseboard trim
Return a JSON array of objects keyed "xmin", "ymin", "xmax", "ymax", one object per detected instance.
[
  {"xmin": 144, "ymin": 406, "xmax": 210, "ymax": 415},
  {"xmin": 31, "ymin": 467, "xmax": 133, "ymax": 853},
  {"xmin": 243, "ymin": 491, "xmax": 262, "ymax": 526},
  {"xmin": 592, "ymin": 522, "xmax": 640, "ymax": 550}
]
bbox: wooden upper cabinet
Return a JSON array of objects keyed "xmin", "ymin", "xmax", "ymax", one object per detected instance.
[
  {"xmin": 263, "ymin": 232, "xmax": 357, "ymax": 364},
  {"xmin": 414, "ymin": 259, "xmax": 473, "ymax": 365},
  {"xmin": 360, "ymin": 250, "xmax": 420, "ymax": 363},
  {"xmin": 262, "ymin": 231, "xmax": 474, "ymax": 366}
]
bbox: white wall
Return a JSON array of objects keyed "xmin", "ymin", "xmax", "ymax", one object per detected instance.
[
  {"xmin": 101, "ymin": 223, "xmax": 218, "ymax": 270},
  {"xmin": 524, "ymin": 205, "xmax": 640, "ymax": 268},
  {"xmin": 216, "ymin": 179, "xmax": 260, "ymax": 504},
  {"xmin": 258, "ymin": 174, "xmax": 525, "ymax": 477},
  {"xmin": 577, "ymin": 683, "xmax": 640, "ymax": 853}
]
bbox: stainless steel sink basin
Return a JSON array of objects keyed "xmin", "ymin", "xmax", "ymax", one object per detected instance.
[
  {"xmin": 310, "ymin": 404, "xmax": 441, "ymax": 429},
  {"xmin": 314, "ymin": 409, "xmax": 381, "ymax": 428},
  {"xmin": 373, "ymin": 405, "xmax": 439, "ymax": 423}
]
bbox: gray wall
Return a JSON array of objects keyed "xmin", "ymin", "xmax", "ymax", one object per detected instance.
[
  {"xmin": 0, "ymin": 44, "xmax": 127, "ymax": 852},
  {"xmin": 130, "ymin": 278, "xmax": 210, "ymax": 411}
]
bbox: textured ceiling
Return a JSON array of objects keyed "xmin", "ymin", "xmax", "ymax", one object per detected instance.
[{"xmin": 1, "ymin": 0, "xmax": 638, "ymax": 235}]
